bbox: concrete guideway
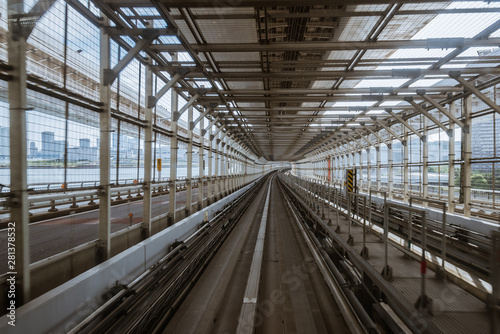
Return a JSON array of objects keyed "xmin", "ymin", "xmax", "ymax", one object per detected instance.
[{"xmin": 165, "ymin": 172, "xmax": 351, "ymax": 334}]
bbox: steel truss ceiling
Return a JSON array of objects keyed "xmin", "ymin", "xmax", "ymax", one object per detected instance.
[{"xmin": 88, "ymin": 0, "xmax": 500, "ymax": 162}]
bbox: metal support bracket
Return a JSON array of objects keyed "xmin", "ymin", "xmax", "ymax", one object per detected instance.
[
  {"xmin": 405, "ymin": 97, "xmax": 450, "ymax": 135},
  {"xmin": 450, "ymin": 71, "xmax": 500, "ymax": 115},
  {"xmin": 416, "ymin": 89, "xmax": 465, "ymax": 129},
  {"xmin": 372, "ymin": 118, "xmax": 404, "ymax": 143},
  {"xmin": 148, "ymin": 67, "xmax": 191, "ymax": 108},
  {"xmin": 385, "ymin": 108, "xmax": 424, "ymax": 141},
  {"xmin": 103, "ymin": 35, "xmax": 157, "ymax": 86}
]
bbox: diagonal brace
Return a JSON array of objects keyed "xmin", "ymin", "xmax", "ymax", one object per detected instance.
[
  {"xmin": 148, "ymin": 67, "xmax": 191, "ymax": 108},
  {"xmin": 405, "ymin": 97, "xmax": 450, "ymax": 135},
  {"xmin": 352, "ymin": 128, "xmax": 373, "ymax": 146},
  {"xmin": 417, "ymin": 90, "xmax": 465, "ymax": 129},
  {"xmin": 174, "ymin": 94, "xmax": 199, "ymax": 122},
  {"xmin": 191, "ymin": 103, "xmax": 218, "ymax": 130},
  {"xmin": 360, "ymin": 123, "xmax": 387, "ymax": 144},
  {"xmin": 450, "ymin": 71, "xmax": 500, "ymax": 116},
  {"xmin": 385, "ymin": 108, "xmax": 424, "ymax": 141},
  {"xmin": 103, "ymin": 35, "xmax": 157, "ymax": 86},
  {"xmin": 372, "ymin": 118, "xmax": 404, "ymax": 143}
]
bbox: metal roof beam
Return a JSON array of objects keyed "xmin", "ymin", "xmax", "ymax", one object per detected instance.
[
  {"xmin": 198, "ymin": 67, "xmax": 500, "ymax": 80},
  {"xmin": 151, "ymin": 38, "xmax": 500, "ymax": 53},
  {"xmin": 105, "ymin": 0, "xmax": 488, "ymax": 7}
]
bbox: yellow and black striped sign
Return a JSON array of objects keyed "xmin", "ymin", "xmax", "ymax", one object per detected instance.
[{"xmin": 347, "ymin": 169, "xmax": 355, "ymax": 193}]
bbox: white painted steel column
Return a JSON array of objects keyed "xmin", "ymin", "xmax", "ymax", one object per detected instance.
[
  {"xmin": 208, "ymin": 125, "xmax": 213, "ymax": 204},
  {"xmin": 376, "ymin": 146, "xmax": 381, "ymax": 191},
  {"xmin": 186, "ymin": 100, "xmax": 193, "ymax": 216},
  {"xmin": 143, "ymin": 63, "xmax": 153, "ymax": 237},
  {"xmin": 422, "ymin": 116, "xmax": 429, "ymax": 205},
  {"xmin": 403, "ymin": 127, "xmax": 409, "ymax": 203},
  {"xmin": 463, "ymin": 95, "xmax": 472, "ymax": 217},
  {"xmin": 448, "ymin": 102, "xmax": 456, "ymax": 213},
  {"xmin": 169, "ymin": 87, "xmax": 178, "ymax": 224},
  {"xmin": 99, "ymin": 17, "xmax": 112, "ymax": 261},
  {"xmin": 388, "ymin": 143, "xmax": 394, "ymax": 199},
  {"xmin": 198, "ymin": 115, "xmax": 205, "ymax": 209},
  {"xmin": 7, "ymin": 2, "xmax": 30, "ymax": 302},
  {"xmin": 366, "ymin": 148, "xmax": 371, "ymax": 191},
  {"xmin": 214, "ymin": 131, "xmax": 220, "ymax": 200},
  {"xmin": 220, "ymin": 136, "xmax": 226, "ymax": 198}
]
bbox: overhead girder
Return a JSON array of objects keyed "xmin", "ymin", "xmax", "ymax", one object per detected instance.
[
  {"xmin": 174, "ymin": 67, "xmax": 500, "ymax": 80},
  {"xmin": 202, "ymin": 94, "xmax": 449, "ymax": 104},
  {"xmin": 352, "ymin": 128, "xmax": 373, "ymax": 146},
  {"xmin": 219, "ymin": 87, "xmax": 463, "ymax": 95},
  {"xmin": 151, "ymin": 38, "xmax": 500, "ymax": 53},
  {"xmin": 103, "ymin": 0, "xmax": 490, "ymax": 7},
  {"xmin": 173, "ymin": 89, "xmax": 208, "ymax": 121}
]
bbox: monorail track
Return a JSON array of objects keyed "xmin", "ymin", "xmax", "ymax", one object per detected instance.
[{"xmin": 69, "ymin": 171, "xmax": 497, "ymax": 334}]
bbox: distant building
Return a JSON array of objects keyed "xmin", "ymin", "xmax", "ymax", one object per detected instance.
[
  {"xmin": 79, "ymin": 138, "xmax": 90, "ymax": 148},
  {"xmin": 29, "ymin": 141, "xmax": 38, "ymax": 157}
]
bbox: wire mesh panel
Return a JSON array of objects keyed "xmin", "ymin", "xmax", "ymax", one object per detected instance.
[
  {"xmin": 192, "ymin": 146, "xmax": 199, "ymax": 178},
  {"xmin": 26, "ymin": 90, "xmax": 66, "ymax": 188},
  {"xmin": 154, "ymin": 132, "xmax": 170, "ymax": 182},
  {"xmin": 110, "ymin": 118, "xmax": 118, "ymax": 183},
  {"xmin": 67, "ymin": 5, "xmax": 100, "ymax": 100},
  {"xmin": 117, "ymin": 122, "xmax": 141, "ymax": 183},
  {"xmin": 118, "ymin": 59, "xmax": 141, "ymax": 118},
  {"xmin": 178, "ymin": 140, "xmax": 188, "ymax": 180},
  {"xmin": 0, "ymin": 97, "xmax": 8, "ymax": 189},
  {"xmin": 26, "ymin": 0, "xmax": 65, "ymax": 87},
  {"xmin": 66, "ymin": 104, "xmax": 100, "ymax": 185},
  {"xmin": 0, "ymin": 1, "xmax": 7, "ymax": 62}
]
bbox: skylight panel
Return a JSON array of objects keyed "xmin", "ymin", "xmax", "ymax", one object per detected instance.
[
  {"xmin": 457, "ymin": 47, "xmax": 500, "ymax": 57},
  {"xmin": 390, "ymin": 48, "xmax": 453, "ymax": 59},
  {"xmin": 159, "ymin": 36, "xmax": 181, "ymax": 44},
  {"xmin": 194, "ymin": 80, "xmax": 212, "ymax": 89},
  {"xmin": 322, "ymin": 110, "xmax": 358, "ymax": 115},
  {"xmin": 121, "ymin": 36, "xmax": 136, "ymax": 48},
  {"xmin": 409, "ymin": 79, "xmax": 442, "ymax": 88},
  {"xmin": 120, "ymin": 8, "xmax": 134, "ymax": 16},
  {"xmin": 411, "ymin": 12, "xmax": 500, "ymax": 39},
  {"xmin": 177, "ymin": 52, "xmax": 195, "ymax": 63},
  {"xmin": 379, "ymin": 101, "xmax": 409, "ymax": 107},
  {"xmin": 153, "ymin": 20, "xmax": 167, "ymax": 28},
  {"xmin": 133, "ymin": 7, "xmax": 161, "ymax": 16},
  {"xmin": 355, "ymin": 79, "xmax": 411, "ymax": 88},
  {"xmin": 333, "ymin": 101, "xmax": 375, "ymax": 107}
]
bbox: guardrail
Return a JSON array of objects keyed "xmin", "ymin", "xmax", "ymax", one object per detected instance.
[
  {"xmin": 0, "ymin": 178, "xmax": 210, "ymax": 218},
  {"xmin": 0, "ymin": 174, "xmax": 263, "ymax": 220}
]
